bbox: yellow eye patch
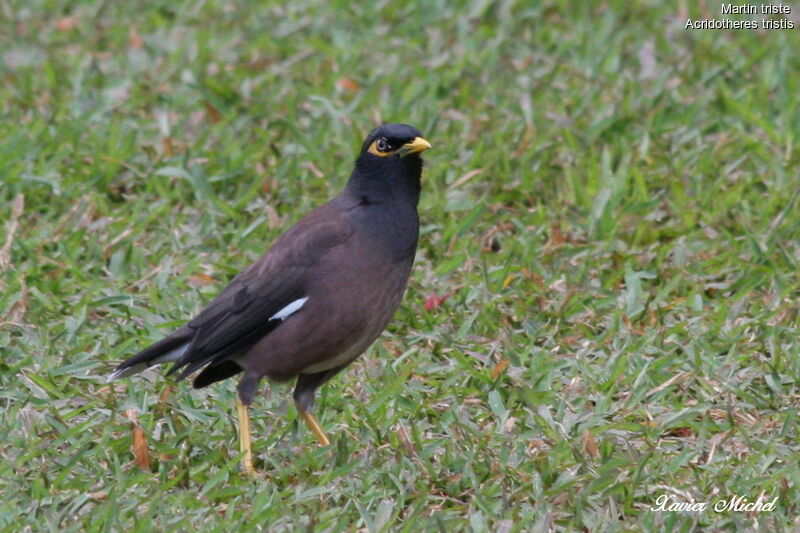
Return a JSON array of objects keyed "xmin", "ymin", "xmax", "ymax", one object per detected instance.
[
  {"xmin": 366, "ymin": 136, "xmax": 431, "ymax": 158},
  {"xmin": 367, "ymin": 139, "xmax": 393, "ymax": 157}
]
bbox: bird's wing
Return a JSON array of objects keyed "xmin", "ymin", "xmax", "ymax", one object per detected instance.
[{"xmin": 168, "ymin": 204, "xmax": 353, "ymax": 379}]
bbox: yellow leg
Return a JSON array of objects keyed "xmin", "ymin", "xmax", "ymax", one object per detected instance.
[
  {"xmin": 299, "ymin": 410, "xmax": 331, "ymax": 446},
  {"xmin": 236, "ymin": 397, "xmax": 255, "ymax": 475}
]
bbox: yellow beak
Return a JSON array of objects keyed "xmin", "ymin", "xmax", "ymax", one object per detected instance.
[{"xmin": 398, "ymin": 136, "xmax": 432, "ymax": 157}]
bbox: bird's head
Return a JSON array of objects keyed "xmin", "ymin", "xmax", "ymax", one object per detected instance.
[
  {"xmin": 350, "ymin": 123, "xmax": 431, "ymax": 205},
  {"xmin": 359, "ymin": 123, "xmax": 431, "ymax": 160}
]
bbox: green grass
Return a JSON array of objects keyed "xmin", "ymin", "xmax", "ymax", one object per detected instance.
[{"xmin": 2, "ymin": 0, "xmax": 799, "ymax": 530}]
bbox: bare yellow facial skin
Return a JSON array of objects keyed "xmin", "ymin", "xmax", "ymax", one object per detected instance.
[{"xmin": 368, "ymin": 137, "xmax": 431, "ymax": 158}]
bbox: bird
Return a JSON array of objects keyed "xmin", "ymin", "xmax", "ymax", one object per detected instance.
[{"xmin": 108, "ymin": 123, "xmax": 431, "ymax": 474}]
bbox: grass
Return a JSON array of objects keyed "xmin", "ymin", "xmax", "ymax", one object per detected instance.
[{"xmin": 1, "ymin": 0, "xmax": 799, "ymax": 530}]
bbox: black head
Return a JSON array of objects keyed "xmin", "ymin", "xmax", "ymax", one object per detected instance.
[
  {"xmin": 359, "ymin": 124, "xmax": 431, "ymax": 158},
  {"xmin": 348, "ymin": 124, "xmax": 431, "ymax": 206}
]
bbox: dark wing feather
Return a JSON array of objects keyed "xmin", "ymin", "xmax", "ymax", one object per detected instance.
[
  {"xmin": 169, "ymin": 271, "xmax": 302, "ymax": 379},
  {"xmin": 166, "ymin": 203, "xmax": 353, "ymax": 380}
]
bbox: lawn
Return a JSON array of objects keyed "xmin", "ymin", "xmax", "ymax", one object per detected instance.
[{"xmin": 1, "ymin": 0, "xmax": 799, "ymax": 531}]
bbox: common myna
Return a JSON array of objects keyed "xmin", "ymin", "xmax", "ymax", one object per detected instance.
[{"xmin": 109, "ymin": 123, "xmax": 431, "ymax": 473}]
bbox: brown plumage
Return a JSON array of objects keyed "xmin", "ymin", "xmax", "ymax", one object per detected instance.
[{"xmin": 109, "ymin": 124, "xmax": 430, "ymax": 453}]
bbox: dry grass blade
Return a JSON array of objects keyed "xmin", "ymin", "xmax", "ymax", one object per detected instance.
[
  {"xmin": 124, "ymin": 409, "xmax": 151, "ymax": 472},
  {"xmin": 1, "ymin": 193, "xmax": 24, "ymax": 272}
]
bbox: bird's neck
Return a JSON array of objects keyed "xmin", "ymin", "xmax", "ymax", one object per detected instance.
[
  {"xmin": 340, "ymin": 159, "xmax": 422, "ymax": 262},
  {"xmin": 355, "ymin": 201, "xmax": 419, "ymax": 263},
  {"xmin": 346, "ymin": 156, "xmax": 422, "ymax": 207}
]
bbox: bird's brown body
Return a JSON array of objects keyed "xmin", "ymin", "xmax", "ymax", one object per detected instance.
[{"xmin": 223, "ymin": 196, "xmax": 418, "ymax": 407}]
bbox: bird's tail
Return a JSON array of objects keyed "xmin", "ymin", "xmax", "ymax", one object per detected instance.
[{"xmin": 107, "ymin": 334, "xmax": 191, "ymax": 382}]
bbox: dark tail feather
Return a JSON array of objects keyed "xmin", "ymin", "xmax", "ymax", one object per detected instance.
[
  {"xmin": 107, "ymin": 332, "xmax": 192, "ymax": 382},
  {"xmin": 193, "ymin": 360, "xmax": 244, "ymax": 389}
]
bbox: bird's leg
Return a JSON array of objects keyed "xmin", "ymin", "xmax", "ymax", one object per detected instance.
[
  {"xmin": 236, "ymin": 397, "xmax": 255, "ymax": 475},
  {"xmin": 298, "ymin": 409, "xmax": 331, "ymax": 447},
  {"xmin": 294, "ymin": 371, "xmax": 340, "ymax": 447}
]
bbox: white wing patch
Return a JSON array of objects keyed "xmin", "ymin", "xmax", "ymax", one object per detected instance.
[{"xmin": 270, "ymin": 297, "xmax": 309, "ymax": 321}]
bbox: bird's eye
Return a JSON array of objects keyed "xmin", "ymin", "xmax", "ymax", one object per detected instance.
[{"xmin": 376, "ymin": 138, "xmax": 390, "ymax": 152}]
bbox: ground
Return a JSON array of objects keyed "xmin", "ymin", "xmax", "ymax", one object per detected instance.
[{"xmin": 1, "ymin": 1, "xmax": 799, "ymax": 531}]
